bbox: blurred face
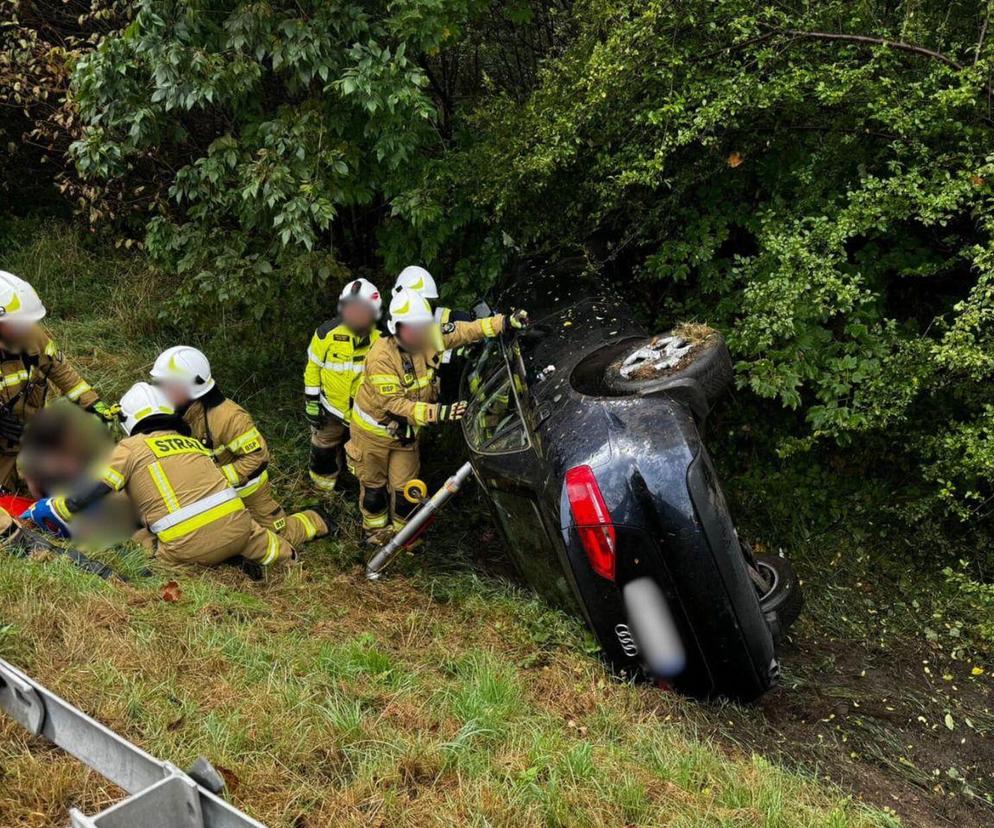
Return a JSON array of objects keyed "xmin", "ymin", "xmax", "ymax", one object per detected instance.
[
  {"xmin": 0, "ymin": 320, "xmax": 34, "ymax": 344},
  {"xmin": 397, "ymin": 321, "xmax": 433, "ymax": 351},
  {"xmin": 342, "ymin": 301, "xmax": 375, "ymax": 333},
  {"xmin": 397, "ymin": 322, "xmax": 445, "ymax": 351},
  {"xmin": 157, "ymin": 380, "xmax": 192, "ymax": 408},
  {"xmin": 20, "ymin": 404, "xmax": 112, "ymax": 497}
]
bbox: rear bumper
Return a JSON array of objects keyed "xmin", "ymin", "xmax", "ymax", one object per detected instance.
[{"xmin": 561, "ymin": 451, "xmax": 778, "ymax": 701}]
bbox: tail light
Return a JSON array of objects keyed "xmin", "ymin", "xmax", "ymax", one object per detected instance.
[{"xmin": 565, "ymin": 464, "xmax": 616, "ymax": 581}]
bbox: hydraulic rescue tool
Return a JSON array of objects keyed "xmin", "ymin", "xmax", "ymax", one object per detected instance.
[{"xmin": 365, "ymin": 461, "xmax": 474, "ymax": 580}]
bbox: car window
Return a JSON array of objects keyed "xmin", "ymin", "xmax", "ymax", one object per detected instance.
[
  {"xmin": 464, "ymin": 339, "xmax": 503, "ymax": 398},
  {"xmin": 464, "ymin": 369, "xmax": 529, "ymax": 454}
]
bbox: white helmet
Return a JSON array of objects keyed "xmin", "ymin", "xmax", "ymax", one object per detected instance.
[
  {"xmin": 387, "ymin": 287, "xmax": 435, "ymax": 334},
  {"xmin": 150, "ymin": 345, "xmax": 215, "ymax": 399},
  {"xmin": 0, "ymin": 271, "xmax": 46, "ymax": 323},
  {"xmin": 393, "ymin": 266, "xmax": 438, "ymax": 301},
  {"xmin": 119, "ymin": 382, "xmax": 175, "ymax": 436},
  {"xmin": 338, "ymin": 278, "xmax": 382, "ymax": 319}
]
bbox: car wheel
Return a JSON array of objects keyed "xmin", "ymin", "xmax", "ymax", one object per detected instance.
[
  {"xmin": 753, "ymin": 555, "xmax": 803, "ymax": 644},
  {"xmin": 602, "ymin": 328, "xmax": 733, "ymax": 404}
]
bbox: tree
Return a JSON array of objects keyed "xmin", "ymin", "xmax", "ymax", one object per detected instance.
[
  {"xmin": 402, "ymin": 0, "xmax": 994, "ymax": 521},
  {"xmin": 70, "ymin": 0, "xmax": 484, "ymax": 320},
  {"xmin": 70, "ymin": 0, "xmax": 994, "ymax": 523}
]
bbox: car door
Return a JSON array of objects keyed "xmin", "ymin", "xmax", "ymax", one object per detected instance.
[{"xmin": 462, "ymin": 341, "xmax": 579, "ymax": 611}]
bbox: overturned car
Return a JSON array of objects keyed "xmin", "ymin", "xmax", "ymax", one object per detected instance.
[{"xmin": 460, "ymin": 260, "xmax": 801, "ymax": 702}]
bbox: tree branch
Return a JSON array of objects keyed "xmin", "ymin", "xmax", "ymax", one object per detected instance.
[
  {"xmin": 976, "ymin": 5, "xmax": 991, "ymax": 65},
  {"xmin": 779, "ymin": 29, "xmax": 965, "ymax": 72},
  {"xmin": 746, "ymin": 26, "xmax": 994, "ymax": 102}
]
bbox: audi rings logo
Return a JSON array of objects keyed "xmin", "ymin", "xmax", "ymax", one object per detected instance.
[{"xmin": 614, "ymin": 624, "xmax": 639, "ymax": 657}]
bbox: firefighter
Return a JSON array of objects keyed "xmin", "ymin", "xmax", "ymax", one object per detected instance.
[
  {"xmin": 346, "ymin": 287, "xmax": 527, "ymax": 539},
  {"xmin": 151, "ymin": 346, "xmax": 328, "ymax": 548},
  {"xmin": 0, "ymin": 271, "xmax": 116, "ymax": 489},
  {"xmin": 304, "ymin": 278, "xmax": 382, "ymax": 492},
  {"xmin": 20, "ymin": 382, "xmax": 294, "ymax": 569},
  {"xmin": 392, "ymin": 266, "xmax": 475, "ymax": 403}
]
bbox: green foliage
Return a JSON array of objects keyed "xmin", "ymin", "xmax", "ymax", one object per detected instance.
[
  {"xmin": 70, "ymin": 0, "xmax": 481, "ymax": 320},
  {"xmin": 49, "ymin": 0, "xmax": 994, "ymax": 526},
  {"xmin": 403, "ymin": 0, "xmax": 994, "ymax": 524},
  {"xmin": 942, "ymin": 562, "xmax": 994, "ymax": 650}
]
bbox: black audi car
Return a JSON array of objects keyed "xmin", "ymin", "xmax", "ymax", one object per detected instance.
[{"xmin": 460, "ymin": 259, "xmax": 800, "ymax": 701}]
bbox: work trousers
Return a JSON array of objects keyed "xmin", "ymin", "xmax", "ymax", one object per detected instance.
[
  {"xmin": 309, "ymin": 418, "xmax": 348, "ymax": 492},
  {"xmin": 242, "ymin": 481, "xmax": 327, "ymax": 548},
  {"xmin": 344, "ymin": 429, "xmax": 420, "ymax": 534}
]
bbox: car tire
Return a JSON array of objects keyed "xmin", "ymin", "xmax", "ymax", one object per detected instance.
[
  {"xmin": 602, "ymin": 329, "xmax": 733, "ymax": 404},
  {"xmin": 755, "ymin": 555, "xmax": 803, "ymax": 644}
]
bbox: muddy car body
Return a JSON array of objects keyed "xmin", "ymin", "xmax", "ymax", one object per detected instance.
[{"xmin": 461, "ymin": 260, "xmax": 798, "ymax": 701}]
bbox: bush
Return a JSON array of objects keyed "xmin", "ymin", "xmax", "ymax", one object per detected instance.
[
  {"xmin": 68, "ymin": 0, "xmax": 493, "ymax": 323},
  {"xmin": 400, "ymin": 0, "xmax": 994, "ymax": 524},
  {"xmin": 0, "ymin": 0, "xmax": 130, "ymax": 211}
]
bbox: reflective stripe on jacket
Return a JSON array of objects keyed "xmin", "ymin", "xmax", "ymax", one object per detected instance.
[
  {"xmin": 182, "ymin": 397, "xmax": 269, "ymax": 492},
  {"xmin": 0, "ymin": 325, "xmax": 99, "ymax": 446},
  {"xmin": 350, "ymin": 315, "xmax": 504, "ymax": 447},
  {"xmin": 98, "ymin": 430, "xmax": 248, "ymax": 548},
  {"xmin": 303, "ymin": 317, "xmax": 379, "ymax": 422}
]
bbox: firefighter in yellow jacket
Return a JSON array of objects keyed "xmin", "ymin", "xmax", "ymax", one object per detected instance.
[
  {"xmin": 151, "ymin": 346, "xmax": 328, "ymax": 548},
  {"xmin": 0, "ymin": 270, "xmax": 116, "ymax": 488},
  {"xmin": 304, "ymin": 278, "xmax": 382, "ymax": 492},
  {"xmin": 346, "ymin": 287, "xmax": 527, "ymax": 539},
  {"xmin": 20, "ymin": 382, "xmax": 295, "ymax": 570}
]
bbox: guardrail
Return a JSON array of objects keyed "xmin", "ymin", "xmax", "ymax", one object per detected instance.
[{"xmin": 0, "ymin": 658, "xmax": 268, "ymax": 828}]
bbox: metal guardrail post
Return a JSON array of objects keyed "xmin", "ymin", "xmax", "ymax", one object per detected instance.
[{"xmin": 0, "ymin": 658, "xmax": 268, "ymax": 828}]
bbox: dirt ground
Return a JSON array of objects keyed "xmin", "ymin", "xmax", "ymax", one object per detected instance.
[{"xmin": 690, "ymin": 632, "xmax": 994, "ymax": 827}]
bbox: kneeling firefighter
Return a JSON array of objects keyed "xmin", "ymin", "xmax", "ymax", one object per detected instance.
[
  {"xmin": 304, "ymin": 278, "xmax": 382, "ymax": 492},
  {"xmin": 346, "ymin": 287, "xmax": 527, "ymax": 540},
  {"xmin": 151, "ymin": 346, "xmax": 328, "ymax": 548},
  {"xmin": 0, "ymin": 271, "xmax": 117, "ymax": 489},
  {"xmin": 21, "ymin": 382, "xmax": 295, "ymax": 568}
]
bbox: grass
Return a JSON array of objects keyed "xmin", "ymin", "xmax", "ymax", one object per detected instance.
[
  {"xmin": 0, "ymin": 555, "xmax": 896, "ymax": 827},
  {"xmin": 0, "ymin": 219, "xmax": 928, "ymax": 826}
]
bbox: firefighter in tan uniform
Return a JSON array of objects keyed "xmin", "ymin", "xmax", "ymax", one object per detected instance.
[
  {"xmin": 392, "ymin": 266, "xmax": 476, "ymax": 404},
  {"xmin": 0, "ymin": 271, "xmax": 116, "ymax": 489},
  {"xmin": 151, "ymin": 346, "xmax": 328, "ymax": 548},
  {"xmin": 346, "ymin": 287, "xmax": 527, "ymax": 539},
  {"xmin": 21, "ymin": 382, "xmax": 294, "ymax": 569},
  {"xmin": 304, "ymin": 278, "xmax": 382, "ymax": 492}
]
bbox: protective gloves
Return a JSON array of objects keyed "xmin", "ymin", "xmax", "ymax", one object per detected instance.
[
  {"xmin": 305, "ymin": 398, "xmax": 326, "ymax": 428},
  {"xmin": 19, "ymin": 496, "xmax": 72, "ymax": 538},
  {"xmin": 89, "ymin": 400, "xmax": 121, "ymax": 432},
  {"xmin": 508, "ymin": 309, "xmax": 529, "ymax": 329},
  {"xmin": 438, "ymin": 401, "xmax": 468, "ymax": 422}
]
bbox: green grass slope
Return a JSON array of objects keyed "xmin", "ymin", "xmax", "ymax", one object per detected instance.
[{"xmin": 0, "ymin": 221, "xmax": 899, "ymax": 826}]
